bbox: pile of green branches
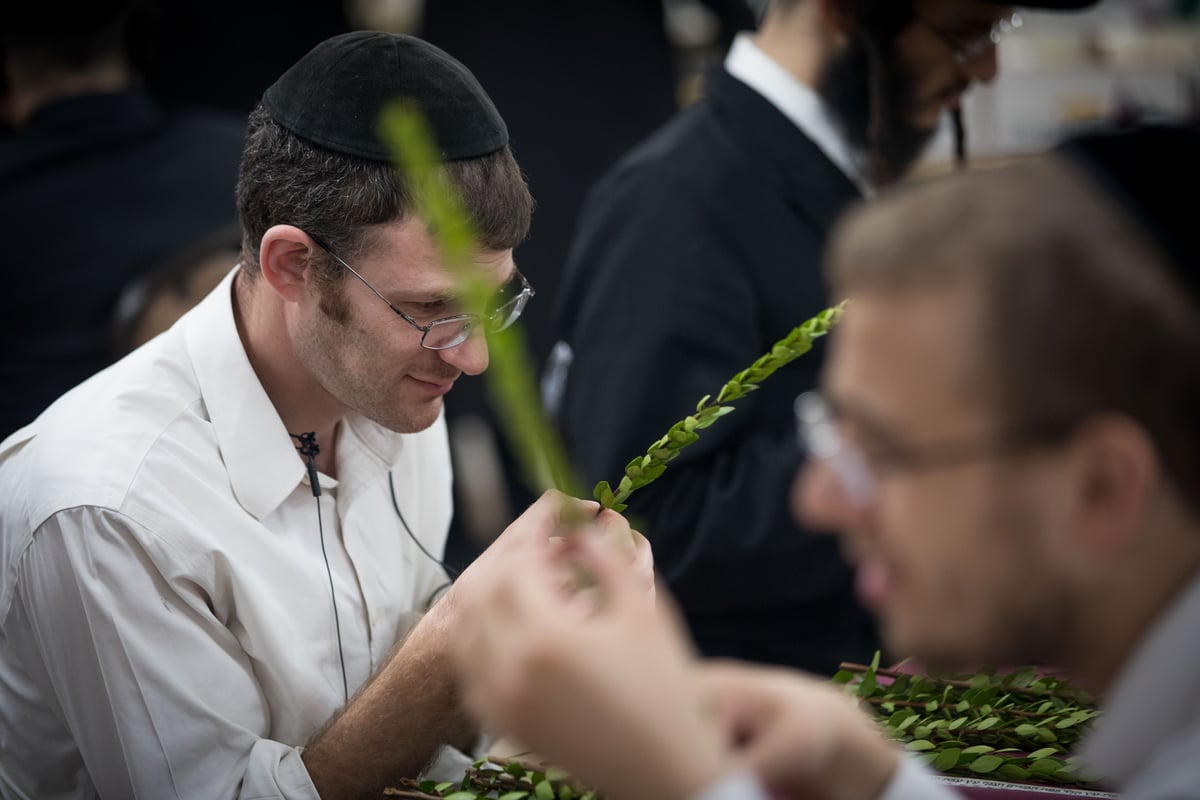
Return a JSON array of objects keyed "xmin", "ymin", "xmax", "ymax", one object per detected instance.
[
  {"xmin": 384, "ymin": 757, "xmax": 605, "ymax": 800},
  {"xmin": 836, "ymin": 654, "xmax": 1102, "ymax": 787}
]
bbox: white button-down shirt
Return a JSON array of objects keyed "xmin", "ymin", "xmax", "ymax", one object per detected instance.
[
  {"xmin": 1078, "ymin": 569, "xmax": 1200, "ymax": 798},
  {"xmin": 691, "ymin": 756, "xmax": 960, "ymax": 800},
  {"xmin": 0, "ymin": 269, "xmax": 454, "ymax": 799}
]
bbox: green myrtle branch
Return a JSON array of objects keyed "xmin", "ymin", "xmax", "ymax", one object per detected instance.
[{"xmin": 593, "ymin": 303, "xmax": 845, "ymax": 513}]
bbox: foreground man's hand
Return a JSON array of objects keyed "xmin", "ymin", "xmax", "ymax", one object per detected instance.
[
  {"xmin": 452, "ymin": 507, "xmax": 724, "ymax": 800},
  {"xmin": 700, "ymin": 661, "xmax": 898, "ymax": 800}
]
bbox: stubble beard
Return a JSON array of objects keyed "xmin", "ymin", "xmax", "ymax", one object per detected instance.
[
  {"xmin": 297, "ymin": 296, "xmax": 445, "ymax": 435},
  {"xmin": 886, "ymin": 494, "xmax": 1074, "ymax": 673}
]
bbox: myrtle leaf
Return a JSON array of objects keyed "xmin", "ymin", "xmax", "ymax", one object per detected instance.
[{"xmin": 969, "ymin": 755, "xmax": 1004, "ymax": 774}]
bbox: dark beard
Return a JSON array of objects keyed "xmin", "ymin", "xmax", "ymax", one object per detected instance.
[{"xmin": 817, "ymin": 33, "xmax": 939, "ymax": 187}]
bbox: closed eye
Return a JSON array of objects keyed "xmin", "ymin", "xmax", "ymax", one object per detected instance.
[{"xmin": 398, "ymin": 297, "xmax": 458, "ymax": 317}]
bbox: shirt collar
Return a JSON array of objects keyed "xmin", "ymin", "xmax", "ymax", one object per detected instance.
[
  {"xmin": 185, "ymin": 269, "xmax": 411, "ymax": 519},
  {"xmin": 724, "ymin": 33, "xmax": 871, "ymax": 196},
  {"xmin": 185, "ymin": 268, "xmax": 307, "ymax": 520},
  {"xmin": 1078, "ymin": 567, "xmax": 1200, "ymax": 788}
]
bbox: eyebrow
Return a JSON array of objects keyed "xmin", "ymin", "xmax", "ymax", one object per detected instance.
[
  {"xmin": 388, "ymin": 267, "xmax": 518, "ymax": 307},
  {"xmin": 392, "ymin": 290, "xmax": 457, "ymax": 306},
  {"xmin": 824, "ymin": 391, "xmax": 909, "ymax": 447}
]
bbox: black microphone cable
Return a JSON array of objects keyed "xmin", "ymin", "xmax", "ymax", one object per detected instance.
[
  {"xmin": 388, "ymin": 471, "xmax": 457, "ymax": 607},
  {"xmin": 290, "ymin": 430, "xmax": 461, "ymax": 702},
  {"xmin": 291, "ymin": 431, "xmax": 349, "ymax": 704}
]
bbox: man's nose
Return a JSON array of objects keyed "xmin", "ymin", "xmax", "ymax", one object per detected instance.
[
  {"xmin": 439, "ymin": 327, "xmax": 490, "ymax": 375},
  {"xmin": 791, "ymin": 459, "xmax": 874, "ymax": 534}
]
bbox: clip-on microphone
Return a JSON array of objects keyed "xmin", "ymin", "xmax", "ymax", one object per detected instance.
[
  {"xmin": 292, "ymin": 432, "xmax": 322, "ymax": 497},
  {"xmin": 289, "ymin": 430, "xmax": 348, "ymax": 702}
]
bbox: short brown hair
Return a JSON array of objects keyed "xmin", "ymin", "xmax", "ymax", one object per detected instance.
[
  {"xmin": 826, "ymin": 155, "xmax": 1200, "ymax": 516},
  {"xmin": 235, "ymin": 103, "xmax": 533, "ymax": 296}
]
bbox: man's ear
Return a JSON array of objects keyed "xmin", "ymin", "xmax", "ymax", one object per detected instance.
[
  {"xmin": 259, "ymin": 225, "xmax": 319, "ymax": 303},
  {"xmin": 1066, "ymin": 414, "xmax": 1158, "ymax": 557}
]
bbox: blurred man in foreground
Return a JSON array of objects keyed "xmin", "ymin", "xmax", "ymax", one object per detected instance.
[{"xmin": 456, "ymin": 120, "xmax": 1200, "ymax": 800}]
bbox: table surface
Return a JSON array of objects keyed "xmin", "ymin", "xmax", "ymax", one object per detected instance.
[{"xmin": 942, "ymin": 775, "xmax": 1115, "ymax": 799}]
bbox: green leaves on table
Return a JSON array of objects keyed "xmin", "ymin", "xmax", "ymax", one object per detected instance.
[
  {"xmin": 390, "ymin": 757, "xmax": 602, "ymax": 800},
  {"xmin": 835, "ymin": 657, "xmax": 1102, "ymax": 787}
]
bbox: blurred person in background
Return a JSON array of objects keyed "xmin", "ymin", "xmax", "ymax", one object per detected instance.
[
  {"xmin": 456, "ymin": 119, "xmax": 1200, "ymax": 800},
  {"xmin": 0, "ymin": 1, "xmax": 246, "ymax": 439},
  {"xmin": 544, "ymin": 0, "xmax": 1100, "ymax": 674},
  {"xmin": 139, "ymin": 0, "xmax": 350, "ymax": 114}
]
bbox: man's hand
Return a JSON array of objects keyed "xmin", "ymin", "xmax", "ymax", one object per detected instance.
[
  {"xmin": 442, "ymin": 489, "xmax": 654, "ymax": 625},
  {"xmin": 451, "ymin": 512, "xmax": 723, "ymax": 800},
  {"xmin": 699, "ymin": 661, "xmax": 898, "ymax": 800},
  {"xmin": 304, "ymin": 491, "xmax": 653, "ymax": 798}
]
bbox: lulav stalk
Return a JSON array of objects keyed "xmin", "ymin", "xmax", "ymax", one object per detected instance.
[{"xmin": 379, "ymin": 103, "xmax": 583, "ymax": 498}]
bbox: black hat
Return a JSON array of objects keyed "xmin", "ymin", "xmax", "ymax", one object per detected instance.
[
  {"xmin": 262, "ymin": 31, "xmax": 508, "ymax": 162},
  {"xmin": 1055, "ymin": 120, "xmax": 1199, "ymax": 300}
]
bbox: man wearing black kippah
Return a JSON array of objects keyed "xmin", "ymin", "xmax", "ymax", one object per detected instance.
[{"xmin": 0, "ymin": 32, "xmax": 652, "ymax": 799}]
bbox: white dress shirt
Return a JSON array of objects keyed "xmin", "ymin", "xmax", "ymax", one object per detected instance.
[
  {"xmin": 1078, "ymin": 568, "xmax": 1200, "ymax": 798},
  {"xmin": 690, "ymin": 756, "xmax": 959, "ymax": 800},
  {"xmin": 0, "ymin": 269, "xmax": 455, "ymax": 799},
  {"xmin": 724, "ymin": 32, "xmax": 871, "ymax": 195}
]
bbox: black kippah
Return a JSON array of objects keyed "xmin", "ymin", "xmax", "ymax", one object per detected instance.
[
  {"xmin": 1055, "ymin": 120, "xmax": 1200, "ymax": 303},
  {"xmin": 262, "ymin": 31, "xmax": 508, "ymax": 162}
]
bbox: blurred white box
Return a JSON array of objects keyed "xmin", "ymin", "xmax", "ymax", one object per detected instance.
[{"xmin": 922, "ymin": 20, "xmax": 1200, "ymax": 165}]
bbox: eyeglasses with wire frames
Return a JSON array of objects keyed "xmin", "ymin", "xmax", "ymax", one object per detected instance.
[
  {"xmin": 307, "ymin": 233, "xmax": 534, "ymax": 351},
  {"xmin": 795, "ymin": 390, "xmax": 1077, "ymax": 508},
  {"xmin": 924, "ymin": 11, "xmax": 1023, "ymax": 65}
]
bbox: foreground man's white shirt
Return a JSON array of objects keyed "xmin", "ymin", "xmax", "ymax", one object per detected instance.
[
  {"xmin": 1077, "ymin": 568, "xmax": 1200, "ymax": 798},
  {"xmin": 691, "ymin": 757, "xmax": 958, "ymax": 800},
  {"xmin": 0, "ymin": 269, "xmax": 455, "ymax": 799}
]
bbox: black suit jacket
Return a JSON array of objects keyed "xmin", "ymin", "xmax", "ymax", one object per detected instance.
[
  {"xmin": 549, "ymin": 67, "xmax": 879, "ymax": 673},
  {"xmin": 0, "ymin": 90, "xmax": 245, "ymax": 439}
]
